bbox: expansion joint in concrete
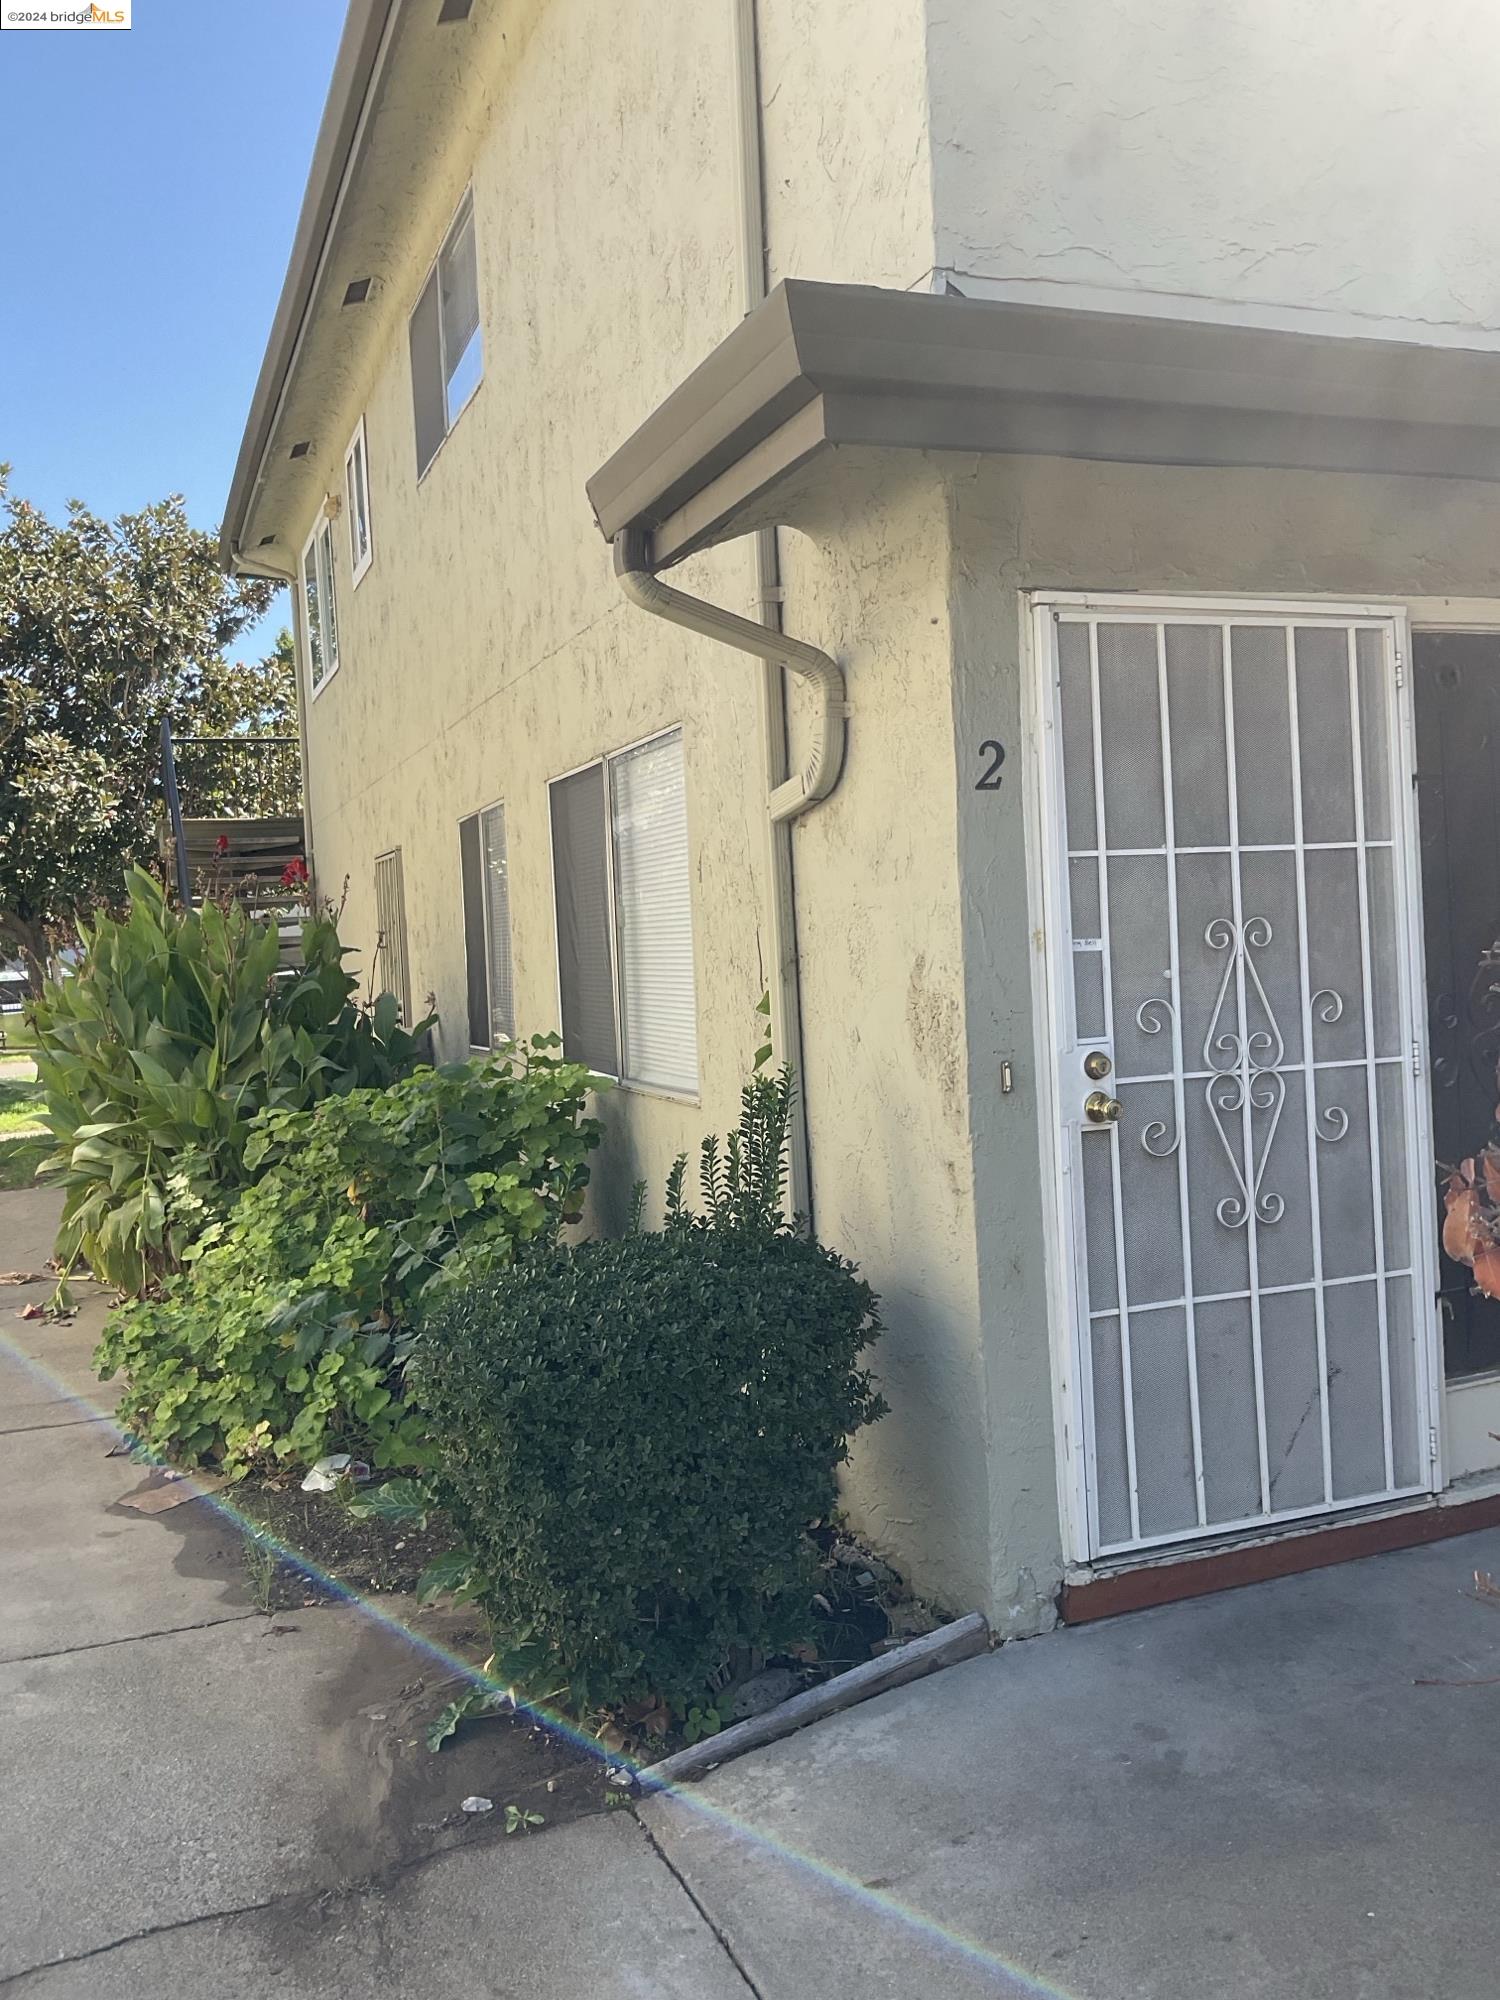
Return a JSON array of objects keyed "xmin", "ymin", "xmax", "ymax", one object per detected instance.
[{"xmin": 632, "ymin": 1808, "xmax": 764, "ymax": 1999}]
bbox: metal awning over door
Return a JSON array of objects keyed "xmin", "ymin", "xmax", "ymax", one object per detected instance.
[{"xmin": 1035, "ymin": 597, "xmax": 1440, "ymax": 1561}]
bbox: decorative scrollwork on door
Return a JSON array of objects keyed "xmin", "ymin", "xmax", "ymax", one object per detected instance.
[
  {"xmin": 1131, "ymin": 927, "xmax": 1351, "ymax": 1208},
  {"xmin": 1136, "ymin": 997, "xmax": 1181, "ymax": 1158},
  {"xmin": 1195, "ymin": 918, "xmax": 1346, "ymax": 1230}
]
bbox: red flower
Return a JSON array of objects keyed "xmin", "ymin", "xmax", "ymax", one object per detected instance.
[
  {"xmin": 280, "ymin": 856, "xmax": 309, "ymax": 890},
  {"xmin": 214, "ymin": 834, "xmax": 229, "ymax": 856}
]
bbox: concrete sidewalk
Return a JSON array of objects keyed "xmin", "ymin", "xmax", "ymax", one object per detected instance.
[
  {"xmin": 645, "ymin": 1530, "xmax": 1500, "ymax": 1999},
  {"xmin": 0, "ymin": 1188, "xmax": 749, "ymax": 1997},
  {"xmin": 7, "ymin": 1176, "xmax": 1500, "ymax": 1997}
]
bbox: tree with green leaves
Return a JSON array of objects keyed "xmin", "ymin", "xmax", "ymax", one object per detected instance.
[
  {"xmin": 0, "ymin": 470, "xmax": 289, "ymax": 980},
  {"xmin": 171, "ymin": 628, "xmax": 300, "ymax": 823}
]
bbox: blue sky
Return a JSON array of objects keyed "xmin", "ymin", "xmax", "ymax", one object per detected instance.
[{"xmin": 0, "ymin": 1, "xmax": 346, "ymax": 658}]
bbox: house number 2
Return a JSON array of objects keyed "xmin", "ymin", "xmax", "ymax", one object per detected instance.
[{"xmin": 975, "ymin": 740, "xmax": 1006, "ymax": 790}]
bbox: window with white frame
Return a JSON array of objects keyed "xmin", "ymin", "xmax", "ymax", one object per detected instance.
[
  {"xmin": 299, "ymin": 515, "xmax": 339, "ymax": 697},
  {"xmin": 460, "ymin": 802, "xmax": 515, "ymax": 1047},
  {"xmin": 549, "ymin": 729, "xmax": 698, "ymax": 1093},
  {"xmin": 409, "ymin": 188, "xmax": 482, "ymax": 477},
  {"xmin": 344, "ymin": 417, "xmax": 373, "ymax": 584}
]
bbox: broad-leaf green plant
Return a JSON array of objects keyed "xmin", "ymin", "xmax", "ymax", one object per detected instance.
[
  {"xmin": 30, "ymin": 867, "xmax": 432, "ymax": 1292},
  {"xmin": 96, "ymin": 1042, "xmax": 599, "ymax": 1472}
]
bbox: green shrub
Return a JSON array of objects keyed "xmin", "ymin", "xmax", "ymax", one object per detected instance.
[
  {"xmin": 413, "ymin": 1059, "xmax": 886, "ymax": 1713},
  {"xmin": 31, "ymin": 867, "xmax": 432, "ymax": 1292},
  {"xmin": 97, "ymin": 1043, "xmax": 599, "ymax": 1472}
]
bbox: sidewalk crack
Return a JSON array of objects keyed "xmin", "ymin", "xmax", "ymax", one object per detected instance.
[
  {"xmin": 0, "ymin": 1415, "xmax": 112, "ymax": 1439},
  {"xmin": 633, "ymin": 1808, "xmax": 764, "ymax": 1998},
  {"xmin": 4, "ymin": 1611, "xmax": 256, "ymax": 1668},
  {"xmin": 0, "ymin": 1893, "xmax": 280, "ymax": 1989}
]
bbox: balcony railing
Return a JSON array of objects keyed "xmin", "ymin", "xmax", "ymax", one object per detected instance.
[{"xmin": 159, "ymin": 720, "xmax": 307, "ymax": 920}]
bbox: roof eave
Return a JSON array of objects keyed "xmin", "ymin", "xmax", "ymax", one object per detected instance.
[
  {"xmin": 220, "ymin": 0, "xmax": 396, "ymax": 574},
  {"xmin": 588, "ymin": 280, "xmax": 1500, "ymax": 569}
]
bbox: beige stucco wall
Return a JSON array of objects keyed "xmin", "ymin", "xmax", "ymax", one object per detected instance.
[
  {"xmin": 295, "ymin": 0, "xmax": 780, "ymax": 1229},
  {"xmin": 773, "ymin": 452, "xmax": 993, "ymax": 1619},
  {"xmin": 947, "ymin": 452, "xmax": 1500, "ymax": 1619},
  {"xmin": 758, "ymin": 0, "xmax": 934, "ymax": 291},
  {"xmin": 273, "ymin": 0, "xmax": 1500, "ymax": 1635},
  {"xmin": 280, "ymin": 0, "xmax": 1006, "ymax": 1617}
]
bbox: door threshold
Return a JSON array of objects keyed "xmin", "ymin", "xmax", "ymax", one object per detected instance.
[{"xmin": 1060, "ymin": 1489, "xmax": 1500, "ymax": 1624}]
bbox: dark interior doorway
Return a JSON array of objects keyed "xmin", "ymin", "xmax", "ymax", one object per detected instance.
[{"xmin": 1414, "ymin": 630, "xmax": 1500, "ymax": 1379}]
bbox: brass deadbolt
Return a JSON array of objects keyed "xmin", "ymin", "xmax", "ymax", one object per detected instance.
[
  {"xmin": 1084, "ymin": 1090, "xmax": 1122, "ymax": 1125},
  {"xmin": 1083, "ymin": 1050, "xmax": 1112, "ymax": 1080}
]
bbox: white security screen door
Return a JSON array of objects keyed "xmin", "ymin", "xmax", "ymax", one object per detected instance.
[{"xmin": 1037, "ymin": 599, "xmax": 1438, "ymax": 1559}]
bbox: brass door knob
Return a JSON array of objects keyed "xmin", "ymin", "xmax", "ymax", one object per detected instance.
[
  {"xmin": 1083, "ymin": 1050, "xmax": 1113, "ymax": 1080},
  {"xmin": 1084, "ymin": 1090, "xmax": 1122, "ymax": 1124}
]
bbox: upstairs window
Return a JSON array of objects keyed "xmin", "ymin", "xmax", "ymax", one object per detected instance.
[
  {"xmin": 299, "ymin": 515, "xmax": 339, "ymax": 697},
  {"xmin": 344, "ymin": 416, "xmax": 373, "ymax": 584},
  {"xmin": 410, "ymin": 188, "xmax": 482, "ymax": 477},
  {"xmin": 460, "ymin": 801, "xmax": 515, "ymax": 1047},
  {"xmin": 549, "ymin": 729, "xmax": 698, "ymax": 1094}
]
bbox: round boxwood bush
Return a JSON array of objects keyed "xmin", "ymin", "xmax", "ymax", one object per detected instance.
[{"xmin": 412, "ymin": 1220, "xmax": 886, "ymax": 1715}]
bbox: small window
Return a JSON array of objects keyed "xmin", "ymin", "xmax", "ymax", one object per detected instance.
[
  {"xmin": 549, "ymin": 729, "xmax": 698, "ymax": 1093},
  {"xmin": 409, "ymin": 188, "xmax": 482, "ymax": 477},
  {"xmin": 299, "ymin": 515, "xmax": 339, "ymax": 697},
  {"xmin": 460, "ymin": 802, "xmax": 515, "ymax": 1047},
  {"xmin": 344, "ymin": 417, "xmax": 373, "ymax": 584},
  {"xmin": 372, "ymin": 848, "xmax": 412, "ymax": 1024}
]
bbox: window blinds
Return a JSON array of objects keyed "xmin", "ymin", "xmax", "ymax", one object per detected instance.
[{"xmin": 610, "ymin": 732, "xmax": 698, "ymax": 1093}]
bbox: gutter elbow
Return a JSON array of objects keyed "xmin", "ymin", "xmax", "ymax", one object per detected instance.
[
  {"xmin": 612, "ymin": 528, "xmax": 847, "ymax": 823},
  {"xmin": 770, "ymin": 660, "xmax": 847, "ymax": 821},
  {"xmin": 615, "ymin": 547, "xmax": 675, "ymax": 621}
]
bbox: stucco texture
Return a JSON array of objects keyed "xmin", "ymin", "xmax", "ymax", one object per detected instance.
[
  {"xmin": 266, "ymin": 0, "xmax": 1500, "ymax": 1635},
  {"xmin": 282, "ymin": 0, "xmax": 994, "ymax": 1617},
  {"xmin": 929, "ymin": 0, "xmax": 1500, "ymax": 336},
  {"xmin": 296, "ymin": 0, "xmax": 779, "ymax": 1227},
  {"xmin": 947, "ymin": 451, "xmax": 1500, "ymax": 1619},
  {"xmin": 758, "ymin": 0, "xmax": 935, "ymax": 292},
  {"xmin": 775, "ymin": 453, "xmax": 993, "ymax": 1622}
]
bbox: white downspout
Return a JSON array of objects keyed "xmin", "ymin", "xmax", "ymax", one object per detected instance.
[
  {"xmin": 611, "ymin": 0, "xmax": 846, "ymax": 1223},
  {"xmin": 612, "ymin": 530, "xmax": 846, "ymax": 825}
]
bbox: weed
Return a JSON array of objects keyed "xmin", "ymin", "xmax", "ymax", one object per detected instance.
[{"xmin": 242, "ymin": 1532, "xmax": 278, "ymax": 1614}]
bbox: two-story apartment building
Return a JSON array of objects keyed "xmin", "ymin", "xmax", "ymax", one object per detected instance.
[{"xmin": 225, "ymin": 0, "xmax": 1500, "ymax": 1632}]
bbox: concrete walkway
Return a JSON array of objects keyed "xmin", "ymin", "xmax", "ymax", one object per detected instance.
[
  {"xmin": 0, "ymin": 1189, "xmax": 748, "ymax": 1997},
  {"xmin": 6, "ymin": 1181, "xmax": 1500, "ymax": 1996}
]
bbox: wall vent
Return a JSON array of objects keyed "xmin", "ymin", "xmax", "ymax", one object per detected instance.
[
  {"xmin": 437, "ymin": 0, "xmax": 473, "ymax": 21},
  {"xmin": 288, "ymin": 440, "xmax": 312, "ymax": 460},
  {"xmin": 342, "ymin": 276, "xmax": 373, "ymax": 306}
]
